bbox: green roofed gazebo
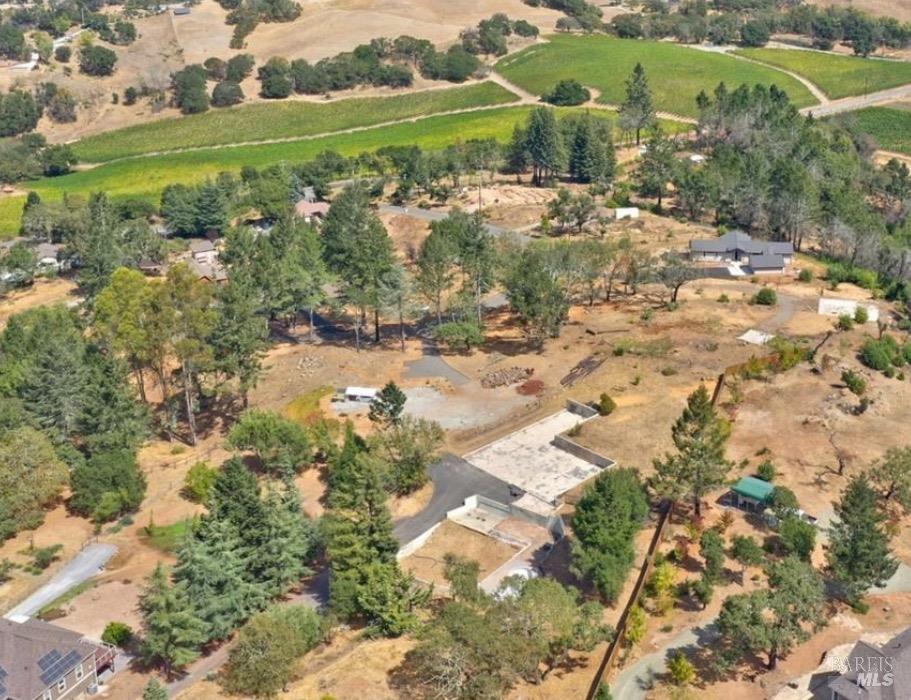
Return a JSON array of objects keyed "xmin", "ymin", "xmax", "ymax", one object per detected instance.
[{"xmin": 730, "ymin": 476, "xmax": 774, "ymax": 513}]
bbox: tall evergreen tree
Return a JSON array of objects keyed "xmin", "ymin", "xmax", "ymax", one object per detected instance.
[
  {"xmin": 651, "ymin": 384, "xmax": 732, "ymax": 516},
  {"xmin": 619, "ymin": 62, "xmax": 656, "ymax": 145},
  {"xmin": 525, "ymin": 107, "xmax": 564, "ymax": 186},
  {"xmin": 138, "ymin": 564, "xmax": 205, "ymax": 677},
  {"xmin": 321, "ymin": 185, "xmax": 395, "ymax": 342},
  {"xmin": 209, "ymin": 270, "xmax": 268, "ymax": 407},
  {"xmin": 827, "ymin": 476, "xmax": 898, "ymax": 602},
  {"xmin": 172, "ymin": 518, "xmax": 261, "ymax": 642},
  {"xmin": 254, "ymin": 483, "xmax": 317, "ymax": 596},
  {"xmin": 415, "ymin": 226, "xmax": 457, "ymax": 323},
  {"xmin": 568, "ymin": 113, "xmax": 616, "ymax": 185}
]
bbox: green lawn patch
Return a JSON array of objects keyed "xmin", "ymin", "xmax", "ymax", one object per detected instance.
[
  {"xmin": 736, "ymin": 48, "xmax": 911, "ymax": 100},
  {"xmin": 843, "ymin": 106, "xmax": 911, "ymax": 154},
  {"xmin": 140, "ymin": 519, "xmax": 193, "ymax": 553},
  {"xmin": 283, "ymin": 386, "xmax": 333, "ymax": 425},
  {"xmin": 73, "ymin": 82, "xmax": 520, "ymax": 163},
  {"xmin": 0, "ymin": 196, "xmax": 24, "ymax": 240},
  {"xmin": 497, "ymin": 35, "xmax": 817, "ymax": 117}
]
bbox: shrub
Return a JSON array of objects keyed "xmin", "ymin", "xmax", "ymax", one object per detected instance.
[
  {"xmin": 435, "ymin": 321, "xmax": 484, "ymax": 352},
  {"xmin": 54, "ymin": 45, "xmax": 71, "ymax": 63},
  {"xmin": 717, "ymin": 293, "xmax": 729, "ymax": 303},
  {"xmin": 101, "ymin": 621, "xmax": 133, "ymax": 647},
  {"xmin": 69, "ymin": 450, "xmax": 147, "ymax": 522},
  {"xmin": 212, "ymin": 80, "xmax": 244, "ymax": 107},
  {"xmin": 543, "ymin": 78, "xmax": 591, "ymax": 106},
  {"xmin": 752, "ymin": 287, "xmax": 777, "ymax": 306},
  {"xmin": 667, "ymin": 651, "xmax": 697, "ymax": 685},
  {"xmin": 836, "ymin": 314, "xmax": 854, "ymax": 331},
  {"xmin": 597, "ymin": 393, "xmax": 616, "ymax": 416},
  {"xmin": 859, "ymin": 335, "xmax": 904, "ymax": 373},
  {"xmin": 123, "ymin": 86, "xmax": 138, "ymax": 105},
  {"xmin": 797, "ymin": 268, "xmax": 813, "ymax": 282},
  {"xmin": 31, "ymin": 544, "xmax": 62, "ymax": 570},
  {"xmin": 756, "ymin": 459, "xmax": 776, "ymax": 482},
  {"xmin": 842, "ymin": 369, "xmax": 866, "ymax": 396},
  {"xmin": 183, "ymin": 461, "xmax": 218, "ymax": 503},
  {"xmin": 740, "ymin": 19, "xmax": 771, "ymax": 47},
  {"xmin": 79, "ymin": 45, "xmax": 117, "ymax": 76},
  {"xmin": 854, "ymin": 306, "xmax": 869, "ymax": 324},
  {"xmin": 226, "ymin": 53, "xmax": 256, "ymax": 82}
]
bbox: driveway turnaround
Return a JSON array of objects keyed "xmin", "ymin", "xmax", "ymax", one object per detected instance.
[
  {"xmin": 394, "ymin": 453, "xmax": 517, "ymax": 546},
  {"xmin": 3, "ymin": 543, "xmax": 118, "ymax": 622}
]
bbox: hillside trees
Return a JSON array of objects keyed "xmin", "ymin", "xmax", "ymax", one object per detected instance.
[
  {"xmin": 504, "ymin": 245, "xmax": 571, "ymax": 343},
  {"xmin": 227, "ymin": 409, "xmax": 311, "ymax": 475},
  {"xmin": 79, "ymin": 45, "xmax": 117, "ymax": 76}
]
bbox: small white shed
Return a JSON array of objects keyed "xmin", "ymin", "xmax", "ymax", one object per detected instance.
[
  {"xmin": 615, "ymin": 207, "xmax": 640, "ymax": 221},
  {"xmin": 345, "ymin": 386, "xmax": 378, "ymax": 402}
]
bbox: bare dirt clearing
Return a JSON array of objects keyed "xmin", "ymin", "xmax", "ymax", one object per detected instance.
[{"xmin": 0, "ymin": 277, "xmax": 79, "ymax": 327}]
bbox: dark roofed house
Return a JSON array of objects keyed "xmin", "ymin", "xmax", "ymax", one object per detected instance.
[
  {"xmin": 828, "ymin": 626, "xmax": 911, "ymax": 700},
  {"xmin": 0, "ymin": 618, "xmax": 114, "ymax": 700},
  {"xmin": 690, "ymin": 230, "xmax": 793, "ymax": 274}
]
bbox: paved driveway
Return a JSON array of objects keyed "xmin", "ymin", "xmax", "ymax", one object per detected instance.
[
  {"xmin": 393, "ymin": 453, "xmax": 516, "ymax": 545},
  {"xmin": 3, "ymin": 543, "xmax": 118, "ymax": 622}
]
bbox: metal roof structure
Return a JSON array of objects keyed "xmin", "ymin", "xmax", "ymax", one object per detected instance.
[{"xmin": 730, "ymin": 476, "xmax": 774, "ymax": 504}]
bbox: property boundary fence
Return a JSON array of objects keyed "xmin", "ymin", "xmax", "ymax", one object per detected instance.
[{"xmin": 584, "ymin": 500, "xmax": 672, "ymax": 700}]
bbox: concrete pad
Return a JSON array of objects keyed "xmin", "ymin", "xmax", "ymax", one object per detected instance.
[
  {"xmin": 450, "ymin": 503, "xmax": 510, "ymax": 536},
  {"xmin": 738, "ymin": 329, "xmax": 775, "ymax": 345},
  {"xmin": 818, "ymin": 298, "xmax": 879, "ymax": 322},
  {"xmin": 464, "ymin": 410, "xmax": 605, "ymax": 504}
]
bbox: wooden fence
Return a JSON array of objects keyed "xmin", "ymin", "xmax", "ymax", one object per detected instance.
[{"xmin": 584, "ymin": 500, "xmax": 672, "ymax": 700}]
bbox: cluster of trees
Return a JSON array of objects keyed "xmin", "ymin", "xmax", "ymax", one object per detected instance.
[
  {"xmin": 0, "ymin": 79, "xmax": 83, "ymax": 138},
  {"xmin": 256, "ymin": 35, "xmax": 483, "ymax": 99},
  {"xmin": 138, "ymin": 458, "xmax": 317, "ymax": 674},
  {"xmin": 611, "ymin": 1, "xmax": 911, "ymax": 54},
  {"xmin": 401, "ymin": 559, "xmax": 611, "ymax": 698},
  {"xmin": 524, "ymin": 0, "xmax": 604, "ymax": 32},
  {"xmin": 0, "ymin": 302, "xmax": 149, "ymax": 536},
  {"xmin": 460, "ymin": 13, "xmax": 539, "ymax": 57},
  {"xmin": 323, "ymin": 424, "xmax": 430, "ymax": 635},
  {"xmin": 0, "ymin": 134, "xmax": 77, "ymax": 182},
  {"xmin": 626, "ymin": 80, "xmax": 911, "ymax": 291},
  {"xmin": 571, "ymin": 467, "xmax": 649, "ymax": 601},
  {"xmin": 508, "ymin": 108, "xmax": 618, "ymax": 185},
  {"xmin": 82, "ymin": 12, "xmax": 137, "ymax": 45}
]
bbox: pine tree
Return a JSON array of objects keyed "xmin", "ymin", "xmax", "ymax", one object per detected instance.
[
  {"xmin": 828, "ymin": 476, "xmax": 898, "ymax": 603},
  {"xmin": 525, "ymin": 107, "xmax": 565, "ymax": 185},
  {"xmin": 651, "ymin": 384, "xmax": 732, "ymax": 516},
  {"xmin": 568, "ymin": 113, "xmax": 616, "ymax": 185},
  {"xmin": 619, "ymin": 62, "xmax": 656, "ymax": 145},
  {"xmin": 254, "ymin": 483, "xmax": 317, "ymax": 597},
  {"xmin": 415, "ymin": 227, "xmax": 457, "ymax": 323},
  {"xmin": 210, "ymin": 271, "xmax": 268, "ymax": 407},
  {"xmin": 138, "ymin": 564, "xmax": 205, "ymax": 677},
  {"xmin": 321, "ymin": 185, "xmax": 395, "ymax": 342},
  {"xmin": 172, "ymin": 518, "xmax": 261, "ymax": 642},
  {"xmin": 324, "ymin": 438, "xmax": 400, "ymax": 622},
  {"xmin": 209, "ymin": 457, "xmax": 267, "ymax": 547}
]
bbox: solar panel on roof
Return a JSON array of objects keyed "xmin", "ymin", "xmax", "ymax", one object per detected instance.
[
  {"xmin": 39, "ymin": 650, "xmax": 83, "ymax": 686},
  {"xmin": 37, "ymin": 649, "xmax": 62, "ymax": 671}
]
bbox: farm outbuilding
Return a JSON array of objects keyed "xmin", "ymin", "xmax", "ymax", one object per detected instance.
[{"xmin": 729, "ymin": 476, "xmax": 774, "ymax": 513}]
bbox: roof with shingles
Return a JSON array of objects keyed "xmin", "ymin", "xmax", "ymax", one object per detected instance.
[{"xmin": 0, "ymin": 618, "xmax": 97, "ymax": 700}]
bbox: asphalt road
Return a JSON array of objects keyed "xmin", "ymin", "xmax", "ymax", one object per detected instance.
[
  {"xmin": 393, "ymin": 453, "xmax": 516, "ymax": 546},
  {"xmin": 3, "ymin": 543, "xmax": 118, "ymax": 622}
]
